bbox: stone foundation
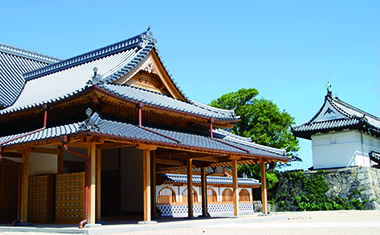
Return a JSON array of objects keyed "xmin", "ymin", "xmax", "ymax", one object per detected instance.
[
  {"xmin": 321, "ymin": 167, "xmax": 380, "ymax": 210},
  {"xmin": 274, "ymin": 167, "xmax": 380, "ymax": 211}
]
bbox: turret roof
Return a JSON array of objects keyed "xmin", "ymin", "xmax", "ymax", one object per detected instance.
[{"xmin": 292, "ymin": 91, "xmax": 380, "ymax": 139}]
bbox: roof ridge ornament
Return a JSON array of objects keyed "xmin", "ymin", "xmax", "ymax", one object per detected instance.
[
  {"xmin": 79, "ymin": 108, "xmax": 100, "ymax": 131},
  {"xmin": 139, "ymin": 25, "xmax": 157, "ymax": 48},
  {"xmin": 87, "ymin": 67, "xmax": 104, "ymax": 86},
  {"xmin": 326, "ymin": 81, "xmax": 332, "ymax": 96}
]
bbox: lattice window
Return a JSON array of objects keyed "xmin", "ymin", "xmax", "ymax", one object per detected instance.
[
  {"xmin": 222, "ymin": 188, "xmax": 233, "ymax": 202},
  {"xmin": 239, "ymin": 189, "xmax": 251, "ymax": 202},
  {"xmin": 182, "ymin": 188, "xmax": 198, "ymax": 203},
  {"xmin": 158, "ymin": 187, "xmax": 176, "ymax": 204},
  {"xmin": 207, "ymin": 188, "xmax": 217, "ymax": 203}
]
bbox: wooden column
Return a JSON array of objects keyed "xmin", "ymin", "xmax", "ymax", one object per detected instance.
[
  {"xmin": 201, "ymin": 167, "xmax": 207, "ymax": 217},
  {"xmin": 96, "ymin": 149, "xmax": 101, "ymax": 221},
  {"xmin": 260, "ymin": 161, "xmax": 268, "ymax": 214},
  {"xmin": 151, "ymin": 151, "xmax": 157, "ymax": 218},
  {"xmin": 232, "ymin": 158, "xmax": 239, "ymax": 217},
  {"xmin": 87, "ymin": 142, "xmax": 96, "ymax": 224},
  {"xmin": 137, "ymin": 144, "xmax": 157, "ymax": 222},
  {"xmin": 187, "ymin": 158, "xmax": 193, "ymax": 218},
  {"xmin": 21, "ymin": 151, "xmax": 29, "ymax": 223},
  {"xmin": 58, "ymin": 146, "xmax": 64, "ymax": 174},
  {"xmin": 143, "ymin": 149, "xmax": 151, "ymax": 221}
]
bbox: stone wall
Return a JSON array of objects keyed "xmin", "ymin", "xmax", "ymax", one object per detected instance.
[
  {"xmin": 273, "ymin": 167, "xmax": 380, "ymax": 211},
  {"xmin": 323, "ymin": 167, "xmax": 380, "ymax": 210}
]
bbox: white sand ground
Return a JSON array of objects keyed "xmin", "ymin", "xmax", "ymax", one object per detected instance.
[{"xmin": 1, "ymin": 211, "xmax": 380, "ymax": 235}]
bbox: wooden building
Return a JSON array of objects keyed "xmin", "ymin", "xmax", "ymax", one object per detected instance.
[{"xmin": 0, "ymin": 28, "xmax": 289, "ymax": 227}]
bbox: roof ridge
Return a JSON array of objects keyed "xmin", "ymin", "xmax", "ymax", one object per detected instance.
[
  {"xmin": 190, "ymin": 99, "xmax": 236, "ymax": 117},
  {"xmin": 214, "ymin": 130, "xmax": 287, "ymax": 155},
  {"xmin": 23, "ymin": 29, "xmax": 156, "ymax": 82},
  {"xmin": 107, "ymin": 82, "xmax": 173, "ymax": 98},
  {"xmin": 0, "ymin": 42, "xmax": 62, "ymax": 64}
]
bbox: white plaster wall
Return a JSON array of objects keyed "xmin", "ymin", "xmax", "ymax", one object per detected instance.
[
  {"xmin": 156, "ymin": 185, "xmax": 248, "ymax": 203},
  {"xmin": 312, "ymin": 130, "xmax": 380, "ymax": 169},
  {"xmin": 29, "ymin": 152, "xmax": 57, "ymax": 176}
]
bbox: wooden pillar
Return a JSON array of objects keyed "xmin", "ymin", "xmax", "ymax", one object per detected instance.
[
  {"xmin": 96, "ymin": 149, "xmax": 101, "ymax": 221},
  {"xmin": 201, "ymin": 167, "xmax": 207, "ymax": 217},
  {"xmin": 87, "ymin": 142, "xmax": 96, "ymax": 224},
  {"xmin": 260, "ymin": 161, "xmax": 268, "ymax": 214},
  {"xmin": 232, "ymin": 159, "xmax": 239, "ymax": 217},
  {"xmin": 187, "ymin": 158, "xmax": 193, "ymax": 218},
  {"xmin": 151, "ymin": 151, "xmax": 157, "ymax": 218},
  {"xmin": 136, "ymin": 144, "xmax": 157, "ymax": 222},
  {"xmin": 143, "ymin": 149, "xmax": 151, "ymax": 221},
  {"xmin": 58, "ymin": 146, "xmax": 64, "ymax": 174},
  {"xmin": 20, "ymin": 151, "xmax": 29, "ymax": 223}
]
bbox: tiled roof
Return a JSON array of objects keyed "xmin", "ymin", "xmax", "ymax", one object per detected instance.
[
  {"xmin": 213, "ymin": 129, "xmax": 287, "ymax": 158},
  {"xmin": 102, "ymin": 83, "xmax": 236, "ymax": 121},
  {"xmin": 0, "ymin": 29, "xmax": 237, "ymax": 122},
  {"xmin": 292, "ymin": 92, "xmax": 380, "ymax": 139},
  {"xmin": 160, "ymin": 173, "xmax": 260, "ymax": 186},
  {"xmin": 0, "ymin": 43, "xmax": 61, "ymax": 108},
  {"xmin": 369, "ymin": 151, "xmax": 380, "ymax": 165},
  {"xmin": 0, "ymin": 112, "xmax": 287, "ymax": 161}
]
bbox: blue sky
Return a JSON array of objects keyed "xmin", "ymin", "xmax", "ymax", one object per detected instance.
[{"xmin": 1, "ymin": 0, "xmax": 379, "ymax": 170}]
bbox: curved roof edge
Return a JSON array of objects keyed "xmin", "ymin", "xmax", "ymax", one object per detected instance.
[
  {"xmin": 0, "ymin": 42, "xmax": 62, "ymax": 64},
  {"xmin": 23, "ymin": 29, "xmax": 153, "ymax": 82}
]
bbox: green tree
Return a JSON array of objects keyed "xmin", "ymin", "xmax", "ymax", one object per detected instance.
[{"xmin": 209, "ymin": 88, "xmax": 300, "ymax": 178}]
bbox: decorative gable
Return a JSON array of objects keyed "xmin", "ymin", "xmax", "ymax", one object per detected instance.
[
  {"xmin": 312, "ymin": 102, "xmax": 346, "ymax": 123},
  {"xmin": 113, "ymin": 50, "xmax": 187, "ymax": 102}
]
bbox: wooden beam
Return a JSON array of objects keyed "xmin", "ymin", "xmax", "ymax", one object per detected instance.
[
  {"xmin": 229, "ymin": 155, "xmax": 242, "ymax": 160},
  {"xmin": 155, "ymin": 158, "xmax": 186, "ymax": 166},
  {"xmin": 87, "ymin": 142, "xmax": 96, "ymax": 224},
  {"xmin": 66, "ymin": 142, "xmax": 88, "ymax": 149},
  {"xmin": 192, "ymin": 157, "xmax": 221, "ymax": 163},
  {"xmin": 136, "ymin": 144, "xmax": 157, "ymax": 151},
  {"xmin": 96, "ymin": 149, "xmax": 101, "ymax": 221},
  {"xmin": 193, "ymin": 161, "xmax": 212, "ymax": 168},
  {"xmin": 260, "ymin": 161, "xmax": 268, "ymax": 214},
  {"xmin": 97, "ymin": 142, "xmax": 133, "ymax": 150},
  {"xmin": 0, "ymin": 152, "xmax": 22, "ymax": 158},
  {"xmin": 21, "ymin": 151, "xmax": 29, "ymax": 223},
  {"xmin": 187, "ymin": 158, "xmax": 193, "ymax": 218},
  {"xmin": 143, "ymin": 149, "xmax": 151, "ymax": 221}
]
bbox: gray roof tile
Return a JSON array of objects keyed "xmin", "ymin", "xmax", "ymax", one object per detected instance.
[
  {"xmin": 102, "ymin": 83, "xmax": 236, "ymax": 121},
  {"xmin": 0, "ymin": 43, "xmax": 61, "ymax": 108}
]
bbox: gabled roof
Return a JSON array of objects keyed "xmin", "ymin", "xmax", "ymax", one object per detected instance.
[
  {"xmin": 0, "ymin": 29, "xmax": 238, "ymax": 122},
  {"xmin": 160, "ymin": 173, "xmax": 260, "ymax": 186},
  {"xmin": 292, "ymin": 91, "xmax": 380, "ymax": 139},
  {"xmin": 0, "ymin": 43, "xmax": 61, "ymax": 108}
]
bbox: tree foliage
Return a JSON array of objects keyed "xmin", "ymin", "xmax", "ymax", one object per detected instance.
[{"xmin": 209, "ymin": 88, "xmax": 300, "ymax": 177}]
